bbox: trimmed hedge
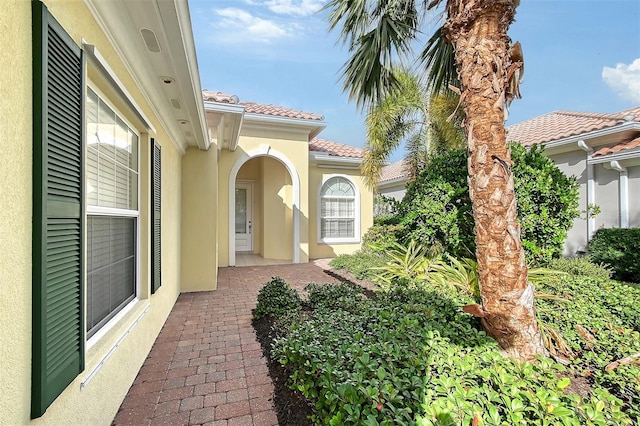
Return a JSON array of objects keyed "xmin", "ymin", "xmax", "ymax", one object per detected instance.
[{"xmin": 588, "ymin": 228, "xmax": 640, "ymax": 283}]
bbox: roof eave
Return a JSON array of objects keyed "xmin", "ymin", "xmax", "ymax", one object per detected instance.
[
  {"xmin": 244, "ymin": 113, "xmax": 327, "ymax": 141},
  {"xmin": 84, "ymin": 0, "xmax": 209, "ymax": 153},
  {"xmin": 377, "ymin": 176, "xmax": 408, "ymax": 187},
  {"xmin": 204, "ymin": 101, "xmax": 245, "ymax": 151},
  {"xmin": 521, "ymin": 121, "xmax": 640, "ymax": 151},
  {"xmin": 309, "ymin": 152, "xmax": 363, "ymax": 168},
  {"xmin": 589, "ymin": 147, "xmax": 640, "ymax": 164}
]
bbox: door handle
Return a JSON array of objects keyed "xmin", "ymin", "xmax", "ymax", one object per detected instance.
[{"xmin": 248, "ymin": 221, "xmax": 252, "ymax": 233}]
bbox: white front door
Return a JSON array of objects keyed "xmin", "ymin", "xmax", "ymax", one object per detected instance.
[{"xmin": 235, "ymin": 183, "xmax": 253, "ymax": 252}]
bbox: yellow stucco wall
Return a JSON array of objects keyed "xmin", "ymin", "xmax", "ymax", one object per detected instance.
[
  {"xmin": 261, "ymin": 156, "xmax": 294, "ymax": 260},
  {"xmin": 1, "ymin": 1, "xmax": 184, "ymax": 424},
  {"xmin": 181, "ymin": 147, "xmax": 219, "ymax": 291},
  {"xmin": 1, "ymin": 2, "xmax": 35, "ymax": 423},
  {"xmin": 308, "ymin": 163, "xmax": 374, "ymax": 259},
  {"xmin": 217, "ymin": 128, "xmax": 311, "ymax": 266}
]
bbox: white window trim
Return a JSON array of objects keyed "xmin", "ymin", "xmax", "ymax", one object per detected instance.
[
  {"xmin": 317, "ymin": 174, "xmax": 361, "ymax": 244},
  {"xmin": 85, "ymin": 85, "xmax": 141, "ymax": 343}
]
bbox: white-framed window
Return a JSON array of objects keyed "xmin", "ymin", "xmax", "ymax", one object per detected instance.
[
  {"xmin": 85, "ymin": 87, "xmax": 139, "ymax": 339},
  {"xmin": 318, "ymin": 175, "xmax": 360, "ymax": 243}
]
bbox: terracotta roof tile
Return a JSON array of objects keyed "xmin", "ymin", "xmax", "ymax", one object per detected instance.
[
  {"xmin": 202, "ymin": 89, "xmax": 324, "ymax": 121},
  {"xmin": 593, "ymin": 136, "xmax": 640, "ymax": 157},
  {"xmin": 309, "ymin": 138, "xmax": 364, "ymax": 158},
  {"xmin": 379, "ymin": 159, "xmax": 409, "ymax": 183},
  {"xmin": 506, "ymin": 106, "xmax": 640, "ymax": 146},
  {"xmin": 242, "ymin": 102, "xmax": 324, "ymax": 121}
]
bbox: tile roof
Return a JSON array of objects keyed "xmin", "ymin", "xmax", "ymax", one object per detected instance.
[
  {"xmin": 202, "ymin": 89, "xmax": 323, "ymax": 121},
  {"xmin": 379, "ymin": 159, "xmax": 409, "ymax": 183},
  {"xmin": 506, "ymin": 107, "xmax": 640, "ymax": 146},
  {"xmin": 241, "ymin": 102, "xmax": 324, "ymax": 120},
  {"xmin": 593, "ymin": 136, "xmax": 640, "ymax": 157},
  {"xmin": 309, "ymin": 138, "xmax": 364, "ymax": 158}
]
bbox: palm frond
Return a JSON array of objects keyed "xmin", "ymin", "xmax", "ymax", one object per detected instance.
[
  {"xmin": 325, "ymin": 0, "xmax": 423, "ymax": 107},
  {"xmin": 419, "ymin": 26, "xmax": 458, "ymax": 95},
  {"xmin": 361, "ymin": 68, "xmax": 429, "ymax": 189}
]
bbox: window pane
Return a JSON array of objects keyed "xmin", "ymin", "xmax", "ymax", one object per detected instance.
[
  {"xmin": 97, "ymin": 155, "xmax": 116, "ymax": 208},
  {"xmin": 129, "ymin": 170, "xmax": 138, "ymax": 211},
  {"xmin": 86, "ymin": 90, "xmax": 139, "ymax": 210},
  {"xmin": 86, "ymin": 146, "xmax": 99, "ymax": 206},
  {"xmin": 321, "ymin": 177, "xmax": 355, "ymax": 197},
  {"xmin": 115, "ymin": 163, "xmax": 129, "ymax": 209},
  {"xmin": 129, "ymin": 132, "xmax": 139, "ymax": 172},
  {"xmin": 235, "ymin": 188, "xmax": 246, "ymax": 233},
  {"xmin": 115, "ymin": 117, "xmax": 130, "ymax": 167},
  {"xmin": 98, "ymin": 100, "xmax": 116, "ymax": 159}
]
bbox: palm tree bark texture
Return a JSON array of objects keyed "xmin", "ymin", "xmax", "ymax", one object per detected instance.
[{"xmin": 444, "ymin": 0, "xmax": 547, "ymax": 359}]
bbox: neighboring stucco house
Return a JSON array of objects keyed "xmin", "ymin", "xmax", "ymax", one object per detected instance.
[
  {"xmin": 507, "ymin": 107, "xmax": 640, "ymax": 255},
  {"xmin": 375, "ymin": 108, "xmax": 640, "ymax": 256},
  {"xmin": 0, "ymin": 1, "xmax": 371, "ymax": 424},
  {"xmin": 378, "ymin": 159, "xmax": 410, "ymax": 201}
]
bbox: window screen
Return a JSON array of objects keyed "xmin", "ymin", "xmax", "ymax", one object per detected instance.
[{"xmin": 86, "ymin": 217, "xmax": 136, "ymax": 338}]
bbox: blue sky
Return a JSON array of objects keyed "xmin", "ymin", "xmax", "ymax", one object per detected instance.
[{"xmin": 189, "ymin": 0, "xmax": 640, "ymax": 162}]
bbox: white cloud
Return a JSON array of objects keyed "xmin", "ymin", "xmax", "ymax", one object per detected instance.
[
  {"xmin": 602, "ymin": 58, "xmax": 640, "ymax": 103},
  {"xmin": 214, "ymin": 8, "xmax": 288, "ymax": 44},
  {"xmin": 265, "ymin": 0, "xmax": 325, "ymax": 16}
]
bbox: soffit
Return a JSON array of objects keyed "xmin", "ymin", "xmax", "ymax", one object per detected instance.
[{"xmin": 84, "ymin": 0, "xmax": 208, "ymax": 152}]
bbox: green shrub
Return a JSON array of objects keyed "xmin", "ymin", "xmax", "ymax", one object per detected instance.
[
  {"xmin": 371, "ymin": 240, "xmax": 439, "ymax": 290},
  {"xmin": 269, "ymin": 278, "xmax": 639, "ymax": 425},
  {"xmin": 253, "ymin": 276, "xmax": 301, "ymax": 320},
  {"xmin": 511, "ymin": 144, "xmax": 581, "ymax": 265},
  {"xmin": 362, "ymin": 222, "xmax": 403, "ymax": 253},
  {"xmin": 548, "ymin": 256, "xmax": 613, "ymax": 281},
  {"xmin": 395, "ymin": 144, "xmax": 580, "ymax": 264},
  {"xmin": 329, "ymin": 250, "xmax": 388, "ymax": 280},
  {"xmin": 304, "ymin": 282, "xmax": 365, "ymax": 311},
  {"xmin": 588, "ymin": 228, "xmax": 640, "ymax": 283}
]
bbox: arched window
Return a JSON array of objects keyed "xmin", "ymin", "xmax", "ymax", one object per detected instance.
[{"xmin": 319, "ymin": 176, "xmax": 360, "ymax": 243}]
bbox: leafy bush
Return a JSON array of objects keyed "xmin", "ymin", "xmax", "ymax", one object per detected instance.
[
  {"xmin": 588, "ymin": 228, "xmax": 640, "ymax": 283},
  {"xmin": 268, "ymin": 278, "xmax": 639, "ymax": 425},
  {"xmin": 253, "ymin": 276, "xmax": 301, "ymax": 320},
  {"xmin": 304, "ymin": 282, "xmax": 365, "ymax": 311},
  {"xmin": 535, "ymin": 275, "xmax": 640, "ymax": 420},
  {"xmin": 329, "ymin": 250, "xmax": 388, "ymax": 280},
  {"xmin": 548, "ymin": 256, "xmax": 613, "ymax": 281},
  {"xmin": 362, "ymin": 222, "xmax": 403, "ymax": 253},
  {"xmin": 371, "ymin": 240, "xmax": 440, "ymax": 290},
  {"xmin": 511, "ymin": 144, "xmax": 581, "ymax": 264},
  {"xmin": 393, "ymin": 144, "xmax": 579, "ymax": 264}
]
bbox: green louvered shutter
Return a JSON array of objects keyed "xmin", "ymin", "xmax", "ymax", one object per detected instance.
[
  {"xmin": 151, "ymin": 140, "xmax": 162, "ymax": 293},
  {"xmin": 32, "ymin": 2, "xmax": 85, "ymax": 418}
]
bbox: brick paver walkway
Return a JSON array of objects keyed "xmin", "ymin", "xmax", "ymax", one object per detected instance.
[{"xmin": 112, "ymin": 260, "xmax": 354, "ymax": 426}]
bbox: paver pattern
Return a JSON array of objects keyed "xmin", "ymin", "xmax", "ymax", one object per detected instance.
[{"xmin": 112, "ymin": 260, "xmax": 349, "ymax": 426}]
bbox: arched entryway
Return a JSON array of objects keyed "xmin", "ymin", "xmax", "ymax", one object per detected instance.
[{"xmin": 228, "ymin": 145, "xmax": 300, "ymax": 266}]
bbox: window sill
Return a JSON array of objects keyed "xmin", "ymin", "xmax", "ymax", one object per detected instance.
[{"xmin": 318, "ymin": 238, "xmax": 361, "ymax": 245}]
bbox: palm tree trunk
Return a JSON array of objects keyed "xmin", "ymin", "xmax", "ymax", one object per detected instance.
[{"xmin": 444, "ymin": 0, "xmax": 547, "ymax": 360}]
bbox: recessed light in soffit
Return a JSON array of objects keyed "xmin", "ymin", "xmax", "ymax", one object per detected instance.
[
  {"xmin": 171, "ymin": 99, "xmax": 182, "ymax": 109},
  {"xmin": 140, "ymin": 28, "xmax": 161, "ymax": 53}
]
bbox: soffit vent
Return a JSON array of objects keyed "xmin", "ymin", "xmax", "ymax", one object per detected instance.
[{"xmin": 140, "ymin": 28, "xmax": 161, "ymax": 53}]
